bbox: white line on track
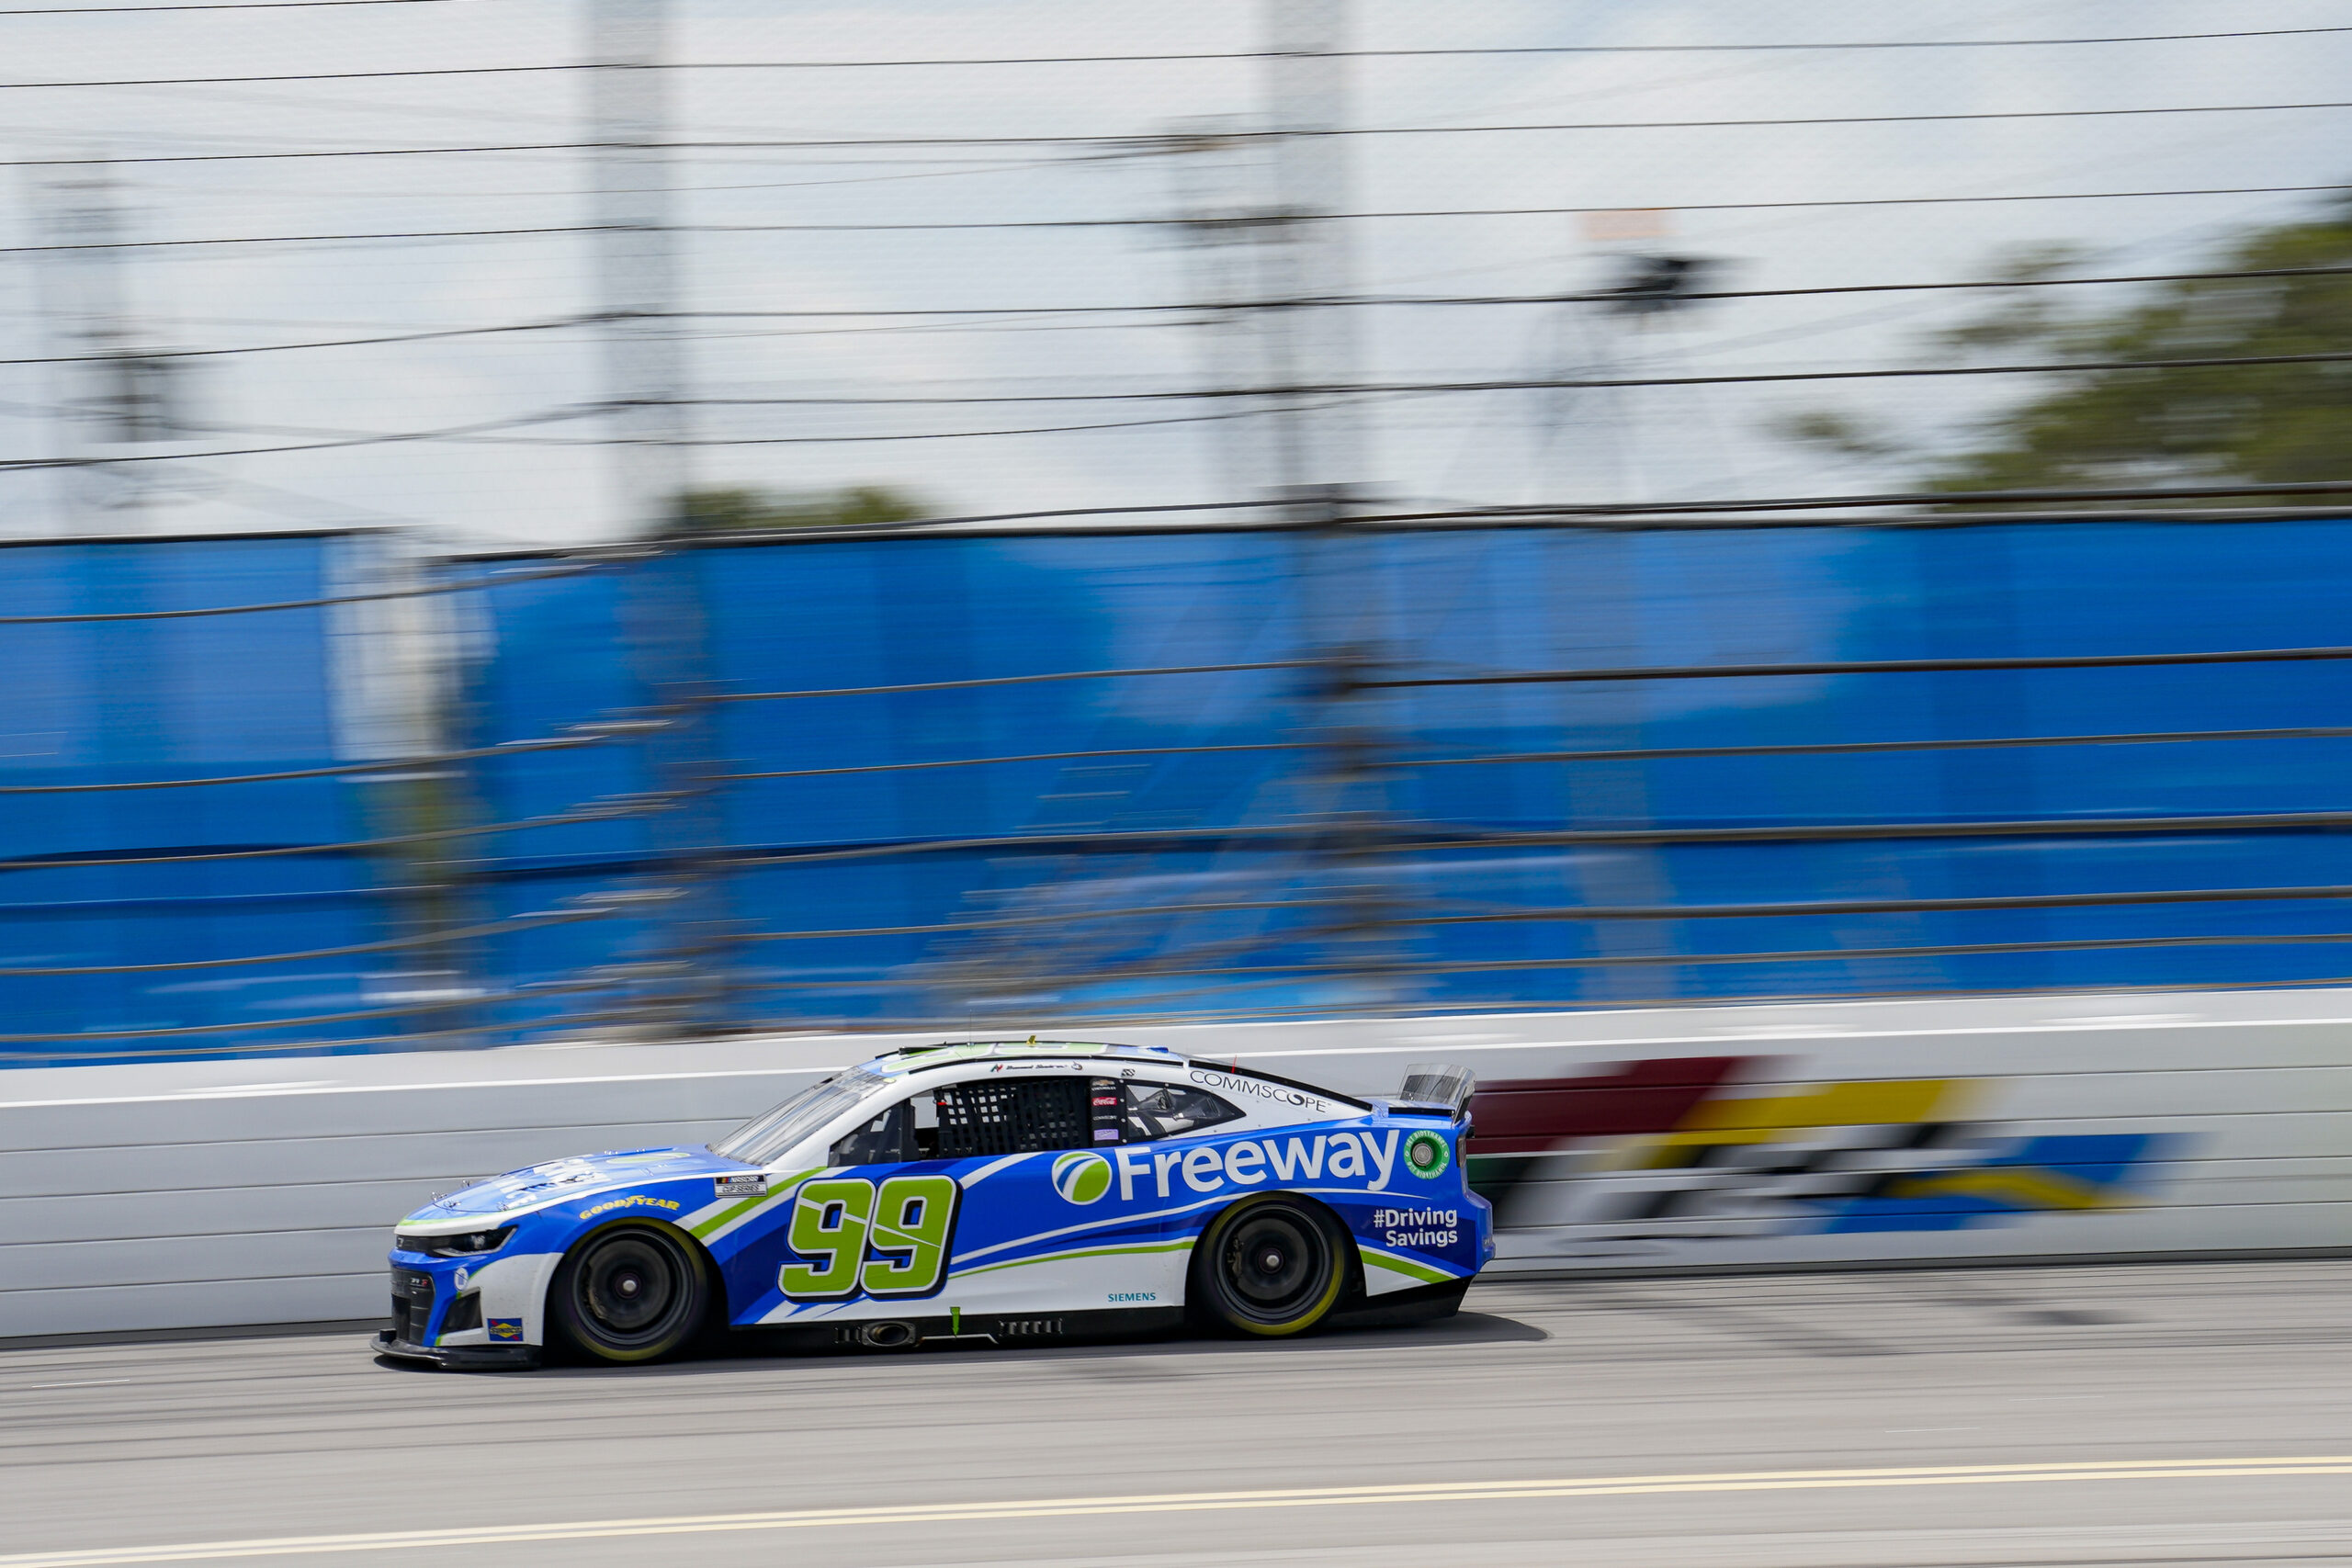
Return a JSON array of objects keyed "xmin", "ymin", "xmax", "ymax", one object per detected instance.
[{"xmin": 4, "ymin": 1456, "xmax": 2346, "ymax": 1566}]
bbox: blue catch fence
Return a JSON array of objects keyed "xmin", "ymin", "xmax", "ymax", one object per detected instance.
[{"xmin": 6, "ymin": 514, "xmax": 2351, "ymax": 1061}]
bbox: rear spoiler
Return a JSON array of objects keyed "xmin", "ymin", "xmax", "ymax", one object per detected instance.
[{"xmin": 1390, "ymin": 1063, "xmax": 1475, "ymax": 1121}]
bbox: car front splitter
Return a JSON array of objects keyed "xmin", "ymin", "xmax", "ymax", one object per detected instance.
[{"xmin": 372, "ymin": 1328, "xmax": 541, "ymax": 1371}]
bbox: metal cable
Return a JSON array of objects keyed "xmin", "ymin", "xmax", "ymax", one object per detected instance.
[
  {"xmin": 1353, "ymin": 480, "xmax": 2352, "ymax": 523},
  {"xmin": 1366, "ymin": 644, "xmax": 2352, "ymax": 690},
  {"xmin": 0, "ymin": 556, "xmax": 627, "ymax": 624},
  {"xmin": 714, "ymin": 660, "xmax": 1314, "ymax": 703},
  {"xmin": 10, "ymin": 24, "xmax": 2349, "ymax": 62},
  {"xmin": 1389, "ymin": 931, "xmax": 2352, "ymax": 974},
  {"xmin": 725, "ymin": 884, "xmax": 2352, "ymax": 948},
  {"xmin": 0, "ymin": 976, "xmax": 627, "ymax": 1043},
  {"xmin": 1, "ymin": 0, "xmax": 451, "ymax": 13},
  {"xmin": 901, "ymin": 927, "xmax": 2352, "ymax": 987},
  {"xmin": 1387, "ymin": 725, "xmax": 2352, "ymax": 768},
  {"xmin": 2, "ymin": 257, "xmax": 2346, "ymax": 367},
  {"xmin": 0, "ymin": 315, "xmax": 599, "ymax": 367},
  {"xmin": 1403, "ymin": 885, "xmax": 2352, "ymax": 924},
  {"xmin": 0, "ymin": 729, "xmax": 621, "ymax": 793},
  {"xmin": 706, "ymin": 809, "xmax": 2352, "ymax": 872},
  {"xmin": 1066, "ymin": 968, "xmax": 2352, "ymax": 1024},
  {"xmin": 717, "ymin": 740, "xmax": 1306, "ymax": 782},
  {"xmin": 9, "ymin": 100, "xmax": 2352, "ymax": 170},
  {"xmin": 738, "ymin": 897, "xmax": 1347, "ymax": 942},
  {"xmin": 0, "ymin": 795, "xmax": 672, "ymax": 871},
  {"xmin": 680, "ymin": 348, "xmax": 2352, "ymax": 407},
  {"xmin": 1396, "ymin": 810, "xmax": 2352, "ymax": 850},
  {"xmin": 0, "ymin": 903, "xmax": 616, "ymax": 976}
]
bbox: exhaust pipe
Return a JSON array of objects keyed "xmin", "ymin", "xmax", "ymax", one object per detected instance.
[{"xmin": 856, "ymin": 1320, "xmax": 919, "ymax": 1349}]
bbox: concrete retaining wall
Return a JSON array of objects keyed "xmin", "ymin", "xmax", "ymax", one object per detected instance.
[{"xmin": 6, "ymin": 987, "xmax": 2348, "ymax": 1339}]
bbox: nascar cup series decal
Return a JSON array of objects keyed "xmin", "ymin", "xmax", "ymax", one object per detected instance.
[{"xmin": 1052, "ymin": 1150, "xmax": 1114, "ymax": 1205}]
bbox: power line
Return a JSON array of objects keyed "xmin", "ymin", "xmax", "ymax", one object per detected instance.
[
  {"xmin": 0, "ymin": 555, "xmax": 620, "ymax": 620},
  {"xmin": 0, "ymin": 255, "xmax": 2339, "ymax": 371},
  {"xmin": 0, "ymin": 0, "xmax": 453, "ymax": 13},
  {"xmin": 663, "ymin": 349, "xmax": 2352, "ymax": 407},
  {"xmin": 1356, "ymin": 479, "xmax": 2352, "ymax": 521},
  {"xmin": 680, "ymin": 256, "xmax": 2352, "ymax": 315},
  {"xmin": 7, "ymin": 100, "xmax": 2352, "ymax": 166},
  {"xmin": 0, "ymin": 315, "xmax": 596, "ymax": 364},
  {"xmin": 677, "ymin": 183, "xmax": 2352, "ymax": 228},
  {"xmin": 0, "ymin": 223, "xmax": 603, "ymax": 254},
  {"xmin": 0, "ymin": 405, "xmax": 605, "ymax": 470},
  {"xmin": 17, "ymin": 402, "xmax": 2352, "ymax": 468},
  {"xmin": 10, "ymin": 22, "xmax": 2352, "ymax": 61}
]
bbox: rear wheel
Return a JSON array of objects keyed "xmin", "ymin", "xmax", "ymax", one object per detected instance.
[
  {"xmin": 548, "ymin": 1223, "xmax": 708, "ymax": 1364},
  {"xmin": 1192, "ymin": 1195, "xmax": 1347, "ymax": 1337}
]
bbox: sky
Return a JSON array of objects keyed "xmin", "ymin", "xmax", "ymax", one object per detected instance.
[{"xmin": 1, "ymin": 0, "xmax": 2348, "ymax": 547}]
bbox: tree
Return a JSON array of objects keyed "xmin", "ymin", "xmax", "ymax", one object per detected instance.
[
  {"xmin": 666, "ymin": 483, "xmax": 932, "ymax": 535},
  {"xmin": 1774, "ymin": 196, "xmax": 2352, "ymax": 508}
]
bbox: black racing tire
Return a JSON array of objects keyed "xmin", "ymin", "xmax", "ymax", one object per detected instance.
[
  {"xmin": 548, "ymin": 1222, "xmax": 709, "ymax": 1365},
  {"xmin": 1191, "ymin": 1194, "xmax": 1349, "ymax": 1337}
]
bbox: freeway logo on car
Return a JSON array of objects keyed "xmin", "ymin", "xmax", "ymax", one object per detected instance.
[{"xmin": 1052, "ymin": 1151, "xmax": 1113, "ymax": 1205}]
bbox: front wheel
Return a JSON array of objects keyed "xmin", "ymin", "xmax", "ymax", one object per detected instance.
[
  {"xmin": 1192, "ymin": 1195, "xmax": 1348, "ymax": 1337},
  {"xmin": 548, "ymin": 1223, "xmax": 708, "ymax": 1364}
]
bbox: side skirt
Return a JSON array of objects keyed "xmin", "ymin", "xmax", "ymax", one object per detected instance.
[{"xmin": 733, "ymin": 1305, "xmax": 1187, "ymax": 1354}]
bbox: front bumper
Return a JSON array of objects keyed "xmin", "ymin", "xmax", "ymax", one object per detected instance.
[{"xmin": 372, "ymin": 1328, "xmax": 540, "ymax": 1371}]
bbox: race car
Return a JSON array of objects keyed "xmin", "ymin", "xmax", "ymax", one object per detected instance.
[{"xmin": 375, "ymin": 1039, "xmax": 1490, "ymax": 1368}]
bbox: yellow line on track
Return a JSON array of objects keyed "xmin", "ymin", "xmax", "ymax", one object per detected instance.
[{"xmin": 6, "ymin": 1456, "xmax": 2346, "ymax": 1565}]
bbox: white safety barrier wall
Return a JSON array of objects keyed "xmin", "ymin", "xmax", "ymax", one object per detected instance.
[{"xmin": 4, "ymin": 987, "xmax": 2348, "ymax": 1339}]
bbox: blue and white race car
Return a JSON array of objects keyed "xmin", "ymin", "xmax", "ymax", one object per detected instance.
[{"xmin": 376, "ymin": 1040, "xmax": 1490, "ymax": 1368}]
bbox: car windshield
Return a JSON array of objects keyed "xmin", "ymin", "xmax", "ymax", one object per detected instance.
[{"xmin": 711, "ymin": 1066, "xmax": 888, "ymax": 1165}]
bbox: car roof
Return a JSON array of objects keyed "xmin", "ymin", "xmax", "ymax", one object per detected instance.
[
  {"xmin": 861, "ymin": 1039, "xmax": 1184, "ymax": 1076},
  {"xmin": 855, "ymin": 1038, "xmax": 1374, "ymax": 1112}
]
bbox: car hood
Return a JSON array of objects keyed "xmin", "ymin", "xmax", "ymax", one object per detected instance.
[{"xmin": 404, "ymin": 1145, "xmax": 749, "ymax": 1223}]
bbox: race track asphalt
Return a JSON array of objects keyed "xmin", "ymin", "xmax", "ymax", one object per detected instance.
[{"xmin": 1, "ymin": 1259, "xmax": 2346, "ymax": 1567}]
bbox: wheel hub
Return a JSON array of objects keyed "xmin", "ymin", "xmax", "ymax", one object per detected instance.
[
  {"xmin": 1222, "ymin": 1210, "xmax": 1322, "ymax": 1317},
  {"xmin": 578, "ymin": 1235, "xmax": 681, "ymax": 1338}
]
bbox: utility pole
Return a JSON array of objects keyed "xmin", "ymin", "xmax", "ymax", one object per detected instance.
[
  {"xmin": 588, "ymin": 0, "xmax": 687, "ymax": 535},
  {"xmin": 1157, "ymin": 117, "xmax": 1280, "ymax": 502},
  {"xmin": 28, "ymin": 164, "xmax": 195, "ymax": 533},
  {"xmin": 1258, "ymin": 0, "xmax": 1402, "ymax": 1012},
  {"xmin": 586, "ymin": 0, "xmax": 731, "ymax": 1038},
  {"xmin": 1261, "ymin": 0, "xmax": 1360, "ymax": 514}
]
